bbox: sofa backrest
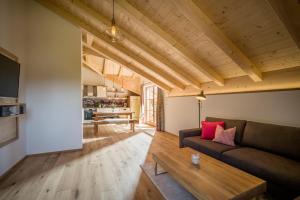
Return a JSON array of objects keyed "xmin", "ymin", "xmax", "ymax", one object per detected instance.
[
  {"xmin": 242, "ymin": 121, "xmax": 300, "ymax": 160},
  {"xmin": 206, "ymin": 117, "xmax": 247, "ymax": 145}
]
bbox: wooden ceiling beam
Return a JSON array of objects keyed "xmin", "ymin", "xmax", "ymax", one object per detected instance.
[
  {"xmin": 83, "ymin": 56, "xmax": 123, "ymax": 79},
  {"xmin": 72, "ymin": 0, "xmax": 201, "ymax": 89},
  {"xmin": 86, "ymin": 33, "xmax": 94, "ymax": 46},
  {"xmin": 82, "ymin": 61, "xmax": 141, "ymax": 94},
  {"xmin": 265, "ymin": 0, "xmax": 300, "ymax": 49},
  {"xmin": 83, "ymin": 52, "xmax": 136, "ymax": 79},
  {"xmin": 72, "ymin": 0, "xmax": 185, "ymax": 90},
  {"xmin": 83, "ymin": 43, "xmax": 171, "ymax": 91},
  {"xmin": 131, "ymin": 73, "xmax": 136, "ymax": 79},
  {"xmin": 116, "ymin": 0, "xmax": 224, "ymax": 86},
  {"xmin": 87, "ymin": 42, "xmax": 172, "ymax": 92},
  {"xmin": 82, "ymin": 61, "xmax": 102, "ymax": 76},
  {"xmin": 36, "ymin": 0, "xmax": 172, "ymax": 92},
  {"xmin": 117, "ymin": 66, "xmax": 122, "ymax": 77},
  {"xmin": 82, "ymin": 55, "xmax": 87, "ymax": 62},
  {"xmin": 102, "ymin": 59, "xmax": 106, "ymax": 75},
  {"xmin": 83, "ymin": 45, "xmax": 107, "ymax": 59},
  {"xmin": 169, "ymin": 67, "xmax": 300, "ymax": 96},
  {"xmin": 172, "ymin": 0, "xmax": 262, "ymax": 82},
  {"xmin": 110, "ymin": 41, "xmax": 185, "ymax": 90}
]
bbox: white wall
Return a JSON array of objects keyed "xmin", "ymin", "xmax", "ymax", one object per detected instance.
[
  {"xmin": 25, "ymin": 1, "xmax": 82, "ymax": 154},
  {"xmin": 202, "ymin": 90, "xmax": 300, "ymax": 127},
  {"xmin": 164, "ymin": 96, "xmax": 199, "ymax": 135},
  {"xmin": 0, "ymin": 0, "xmax": 27, "ymax": 176},
  {"xmin": 165, "ymin": 90, "xmax": 300, "ymax": 135}
]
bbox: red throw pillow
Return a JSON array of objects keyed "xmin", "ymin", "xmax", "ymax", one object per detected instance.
[{"xmin": 201, "ymin": 121, "xmax": 225, "ymax": 140}]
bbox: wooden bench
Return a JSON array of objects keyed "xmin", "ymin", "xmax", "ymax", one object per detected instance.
[{"xmin": 93, "ymin": 118, "xmax": 138, "ymax": 133}]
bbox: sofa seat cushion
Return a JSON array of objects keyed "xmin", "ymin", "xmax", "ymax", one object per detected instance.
[
  {"xmin": 182, "ymin": 136, "xmax": 237, "ymax": 159},
  {"xmin": 221, "ymin": 147, "xmax": 300, "ymax": 191}
]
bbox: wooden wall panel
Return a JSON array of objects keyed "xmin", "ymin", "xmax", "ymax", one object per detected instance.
[{"xmin": 0, "ymin": 98, "xmax": 18, "ymax": 148}]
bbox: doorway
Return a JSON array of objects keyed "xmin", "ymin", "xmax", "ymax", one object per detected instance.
[{"xmin": 144, "ymin": 84, "xmax": 158, "ymax": 126}]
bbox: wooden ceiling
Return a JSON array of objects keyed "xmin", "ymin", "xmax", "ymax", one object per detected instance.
[
  {"xmin": 83, "ymin": 49, "xmax": 136, "ymax": 78},
  {"xmin": 82, "ymin": 39, "xmax": 143, "ymax": 94},
  {"xmin": 36, "ymin": 0, "xmax": 300, "ymax": 96}
]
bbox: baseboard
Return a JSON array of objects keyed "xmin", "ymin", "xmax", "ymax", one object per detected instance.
[
  {"xmin": 27, "ymin": 147, "xmax": 82, "ymax": 157},
  {"xmin": 0, "ymin": 156, "xmax": 27, "ymax": 182}
]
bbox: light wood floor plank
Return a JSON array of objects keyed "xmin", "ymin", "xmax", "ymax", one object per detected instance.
[{"xmin": 0, "ymin": 124, "xmax": 164, "ymax": 200}]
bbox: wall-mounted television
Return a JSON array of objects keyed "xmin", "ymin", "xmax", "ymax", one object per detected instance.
[{"xmin": 0, "ymin": 53, "xmax": 20, "ymax": 98}]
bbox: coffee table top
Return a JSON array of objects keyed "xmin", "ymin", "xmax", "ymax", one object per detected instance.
[{"xmin": 152, "ymin": 149, "xmax": 266, "ymax": 200}]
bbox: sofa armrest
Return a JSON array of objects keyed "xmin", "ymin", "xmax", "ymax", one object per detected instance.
[{"xmin": 179, "ymin": 128, "xmax": 201, "ymax": 148}]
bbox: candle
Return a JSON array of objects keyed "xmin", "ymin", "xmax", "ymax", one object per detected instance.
[{"xmin": 191, "ymin": 153, "xmax": 200, "ymax": 165}]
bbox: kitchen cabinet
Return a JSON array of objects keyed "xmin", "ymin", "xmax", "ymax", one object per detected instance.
[
  {"xmin": 97, "ymin": 86, "xmax": 107, "ymax": 98},
  {"xmin": 83, "ymin": 85, "xmax": 107, "ymax": 97},
  {"xmin": 130, "ymin": 96, "xmax": 140, "ymax": 120},
  {"xmin": 87, "ymin": 85, "xmax": 94, "ymax": 96}
]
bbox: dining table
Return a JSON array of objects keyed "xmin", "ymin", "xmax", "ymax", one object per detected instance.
[{"xmin": 93, "ymin": 111, "xmax": 134, "ymax": 120}]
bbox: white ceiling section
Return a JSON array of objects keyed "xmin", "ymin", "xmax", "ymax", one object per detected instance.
[{"xmin": 36, "ymin": 0, "xmax": 300, "ymax": 96}]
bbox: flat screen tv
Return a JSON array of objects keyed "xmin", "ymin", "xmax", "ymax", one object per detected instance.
[{"xmin": 0, "ymin": 53, "xmax": 20, "ymax": 98}]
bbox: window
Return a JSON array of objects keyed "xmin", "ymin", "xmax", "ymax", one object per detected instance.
[{"xmin": 144, "ymin": 84, "xmax": 157, "ymax": 126}]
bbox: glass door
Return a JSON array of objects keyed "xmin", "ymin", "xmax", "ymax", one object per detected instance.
[{"xmin": 144, "ymin": 85, "xmax": 157, "ymax": 126}]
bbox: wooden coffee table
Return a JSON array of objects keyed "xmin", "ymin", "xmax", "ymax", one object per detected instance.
[{"xmin": 152, "ymin": 149, "xmax": 266, "ymax": 200}]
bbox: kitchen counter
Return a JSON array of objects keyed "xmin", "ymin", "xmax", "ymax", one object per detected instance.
[{"xmin": 96, "ymin": 107, "xmax": 131, "ymax": 113}]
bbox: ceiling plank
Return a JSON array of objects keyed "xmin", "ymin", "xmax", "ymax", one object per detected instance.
[
  {"xmin": 83, "ymin": 45, "xmax": 108, "ymax": 59},
  {"xmin": 265, "ymin": 0, "xmax": 300, "ymax": 49},
  {"xmin": 82, "ymin": 61, "xmax": 102, "ymax": 75},
  {"xmin": 83, "ymin": 43, "xmax": 172, "ymax": 92},
  {"xmin": 110, "ymin": 40, "xmax": 185, "ymax": 90},
  {"xmin": 131, "ymin": 73, "xmax": 136, "ymax": 79},
  {"xmin": 83, "ymin": 49, "xmax": 137, "ymax": 78},
  {"xmin": 36, "ymin": 0, "xmax": 173, "ymax": 92},
  {"xmin": 116, "ymin": 0, "xmax": 224, "ymax": 86},
  {"xmin": 71, "ymin": 0, "xmax": 186, "ymax": 90},
  {"xmin": 86, "ymin": 33, "xmax": 94, "ymax": 46},
  {"xmin": 83, "ymin": 61, "xmax": 141, "ymax": 95},
  {"xmin": 88, "ymin": 42, "xmax": 172, "ymax": 92},
  {"xmin": 73, "ymin": 0, "xmax": 200, "ymax": 89},
  {"xmin": 172, "ymin": 0, "xmax": 262, "ymax": 82},
  {"xmin": 105, "ymin": 75, "xmax": 141, "ymax": 95}
]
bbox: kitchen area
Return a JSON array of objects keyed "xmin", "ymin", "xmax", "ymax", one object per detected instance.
[
  {"xmin": 81, "ymin": 53, "xmax": 144, "ymax": 134},
  {"xmin": 82, "ymin": 84, "xmax": 140, "ymax": 124}
]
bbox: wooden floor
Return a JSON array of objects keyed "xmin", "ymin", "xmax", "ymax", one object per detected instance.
[{"xmin": 0, "ymin": 124, "xmax": 179, "ymax": 200}]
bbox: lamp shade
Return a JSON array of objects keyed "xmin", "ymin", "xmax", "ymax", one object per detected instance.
[{"xmin": 195, "ymin": 91, "xmax": 206, "ymax": 101}]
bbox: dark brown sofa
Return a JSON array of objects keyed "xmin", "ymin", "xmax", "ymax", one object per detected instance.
[{"xmin": 179, "ymin": 117, "xmax": 300, "ymax": 199}]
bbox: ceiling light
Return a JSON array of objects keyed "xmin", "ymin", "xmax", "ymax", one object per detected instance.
[
  {"xmin": 105, "ymin": 0, "xmax": 123, "ymax": 43},
  {"xmin": 120, "ymin": 78, "xmax": 125, "ymax": 92}
]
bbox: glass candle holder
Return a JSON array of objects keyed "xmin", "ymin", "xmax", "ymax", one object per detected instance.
[{"xmin": 191, "ymin": 153, "xmax": 200, "ymax": 165}]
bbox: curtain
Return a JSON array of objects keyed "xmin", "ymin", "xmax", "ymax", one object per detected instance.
[
  {"xmin": 139, "ymin": 84, "xmax": 145, "ymax": 123},
  {"xmin": 156, "ymin": 88, "xmax": 165, "ymax": 131}
]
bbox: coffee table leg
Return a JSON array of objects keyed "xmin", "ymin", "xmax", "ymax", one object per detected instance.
[{"xmin": 154, "ymin": 162, "xmax": 167, "ymax": 176}]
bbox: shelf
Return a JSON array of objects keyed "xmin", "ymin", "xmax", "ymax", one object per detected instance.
[
  {"xmin": 0, "ymin": 114, "xmax": 25, "ymax": 119},
  {"xmin": 83, "ymin": 96, "xmax": 128, "ymax": 100},
  {"xmin": 106, "ymin": 91, "xmax": 127, "ymax": 93},
  {"xmin": 83, "ymin": 96, "xmax": 112, "ymax": 99},
  {"xmin": 0, "ymin": 103, "xmax": 24, "ymax": 106}
]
